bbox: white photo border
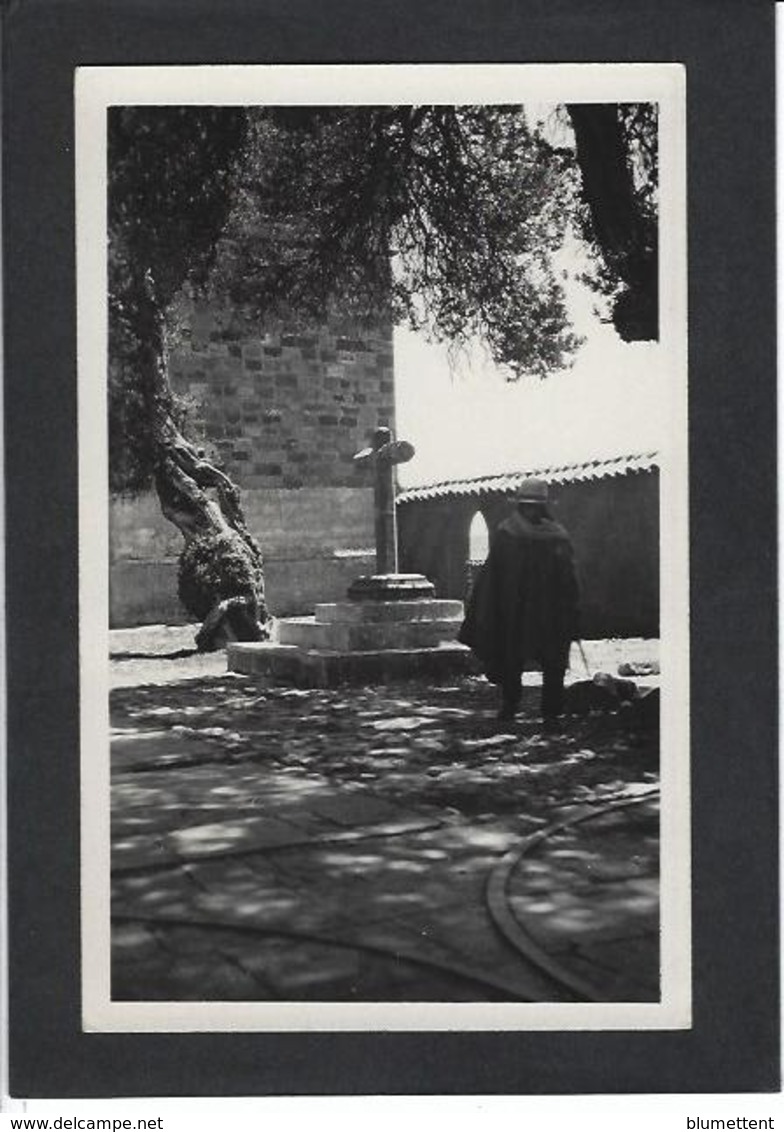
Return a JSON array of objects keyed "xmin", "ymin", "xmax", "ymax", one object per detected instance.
[{"xmin": 76, "ymin": 62, "xmax": 689, "ymax": 1033}]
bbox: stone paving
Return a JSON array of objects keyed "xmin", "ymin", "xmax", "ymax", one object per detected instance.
[{"xmin": 110, "ymin": 630, "xmax": 660, "ymax": 1003}]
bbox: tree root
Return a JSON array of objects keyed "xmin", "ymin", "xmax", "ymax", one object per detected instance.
[{"xmin": 194, "ymin": 595, "xmax": 271, "ymax": 653}]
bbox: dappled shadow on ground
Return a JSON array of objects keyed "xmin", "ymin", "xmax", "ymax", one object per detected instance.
[
  {"xmin": 110, "ymin": 670, "xmax": 659, "ymax": 1003},
  {"xmin": 111, "ymin": 674, "xmax": 658, "ymax": 822},
  {"xmin": 112, "ymin": 919, "xmax": 522, "ymax": 1002}
]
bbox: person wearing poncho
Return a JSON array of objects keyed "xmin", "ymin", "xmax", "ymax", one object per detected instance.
[{"xmin": 458, "ymin": 478, "xmax": 580, "ymax": 723}]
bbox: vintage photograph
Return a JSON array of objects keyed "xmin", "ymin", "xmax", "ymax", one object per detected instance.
[{"xmin": 78, "ymin": 64, "xmax": 689, "ymax": 1030}]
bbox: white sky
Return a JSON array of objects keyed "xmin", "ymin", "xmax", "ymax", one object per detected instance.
[{"xmin": 394, "ymin": 250, "xmax": 666, "ymax": 489}]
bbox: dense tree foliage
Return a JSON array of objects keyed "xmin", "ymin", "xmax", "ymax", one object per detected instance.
[
  {"xmin": 108, "ymin": 101, "xmax": 658, "ymax": 645},
  {"xmin": 216, "ymin": 106, "xmax": 583, "ymax": 378}
]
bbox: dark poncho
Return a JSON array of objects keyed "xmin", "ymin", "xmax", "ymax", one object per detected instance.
[{"xmin": 458, "ymin": 509, "xmax": 580, "ymax": 684}]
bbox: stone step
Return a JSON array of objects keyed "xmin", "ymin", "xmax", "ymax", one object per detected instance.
[
  {"xmin": 277, "ymin": 616, "xmax": 462, "ymax": 652},
  {"xmin": 227, "ymin": 642, "xmax": 479, "ymax": 687},
  {"xmin": 314, "ymin": 598, "xmax": 464, "ymax": 624}
]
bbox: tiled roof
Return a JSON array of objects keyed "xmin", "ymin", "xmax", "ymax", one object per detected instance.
[{"xmin": 397, "ymin": 451, "xmax": 659, "ymax": 504}]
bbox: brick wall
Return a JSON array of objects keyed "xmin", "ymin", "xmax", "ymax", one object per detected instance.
[
  {"xmin": 110, "ymin": 302, "xmax": 394, "ymax": 626},
  {"xmin": 168, "ymin": 302, "xmax": 395, "ymax": 490}
]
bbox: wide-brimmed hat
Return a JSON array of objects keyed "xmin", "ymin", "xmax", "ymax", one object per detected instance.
[{"xmin": 511, "ymin": 477, "xmax": 549, "ymax": 503}]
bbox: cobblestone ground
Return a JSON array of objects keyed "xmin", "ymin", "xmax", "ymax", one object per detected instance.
[{"xmin": 110, "ymin": 630, "xmax": 660, "ymax": 1003}]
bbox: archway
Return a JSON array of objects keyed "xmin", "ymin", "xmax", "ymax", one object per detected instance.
[
  {"xmin": 465, "ymin": 508, "xmax": 490, "ymax": 598},
  {"xmin": 468, "ymin": 509, "xmax": 490, "ymax": 563}
]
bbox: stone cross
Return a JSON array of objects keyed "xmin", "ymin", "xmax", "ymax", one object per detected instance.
[{"xmin": 353, "ymin": 426, "xmax": 415, "ymax": 574}]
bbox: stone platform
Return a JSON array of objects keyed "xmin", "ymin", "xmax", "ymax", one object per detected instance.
[{"xmin": 227, "ymin": 596, "xmax": 479, "ymax": 687}]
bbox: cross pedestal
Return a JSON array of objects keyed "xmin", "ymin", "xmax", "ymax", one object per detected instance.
[{"xmin": 227, "ymin": 427, "xmax": 476, "ymax": 685}]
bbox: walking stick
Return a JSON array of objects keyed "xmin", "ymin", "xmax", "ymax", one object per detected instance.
[{"xmin": 576, "ymin": 639, "xmax": 591, "ymax": 677}]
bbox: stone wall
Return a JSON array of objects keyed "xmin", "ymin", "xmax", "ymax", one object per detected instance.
[
  {"xmin": 110, "ymin": 487, "xmax": 375, "ymax": 627},
  {"xmin": 398, "ymin": 469, "xmax": 660, "ymax": 640}
]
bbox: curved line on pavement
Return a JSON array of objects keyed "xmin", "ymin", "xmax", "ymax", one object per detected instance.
[
  {"xmin": 112, "ymin": 912, "xmax": 539, "ymax": 1003},
  {"xmin": 485, "ymin": 789, "xmax": 661, "ymax": 1003},
  {"xmin": 112, "ymin": 819, "xmax": 444, "ymax": 875}
]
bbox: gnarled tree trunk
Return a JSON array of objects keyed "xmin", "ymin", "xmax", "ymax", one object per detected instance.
[
  {"xmin": 155, "ymin": 424, "xmax": 270, "ymax": 652},
  {"xmin": 130, "ymin": 280, "xmax": 270, "ymax": 651}
]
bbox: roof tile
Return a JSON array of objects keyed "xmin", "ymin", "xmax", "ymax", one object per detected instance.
[{"xmin": 398, "ymin": 452, "xmax": 659, "ymax": 504}]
